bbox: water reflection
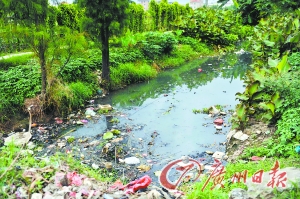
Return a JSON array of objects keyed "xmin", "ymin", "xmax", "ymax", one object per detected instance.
[{"xmin": 100, "ymin": 53, "xmax": 251, "ymax": 107}]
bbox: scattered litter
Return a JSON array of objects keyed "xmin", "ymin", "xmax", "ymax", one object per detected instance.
[
  {"xmin": 233, "ymin": 131, "xmax": 249, "ymax": 141},
  {"xmin": 121, "ymin": 175, "xmax": 152, "ymax": 194},
  {"xmin": 124, "ymin": 157, "xmax": 140, "ymax": 165}
]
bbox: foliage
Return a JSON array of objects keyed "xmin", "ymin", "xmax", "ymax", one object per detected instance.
[
  {"xmin": 148, "ymin": 0, "xmax": 192, "ymax": 31},
  {"xmin": 178, "ymin": 36, "xmax": 212, "ymax": 53},
  {"xmin": 0, "ymin": 65, "xmax": 41, "ymax": 114},
  {"xmin": 0, "ymin": 32, "xmax": 29, "ymax": 54},
  {"xmin": 110, "ymin": 62, "xmax": 157, "ymax": 90},
  {"xmin": 230, "ymin": 0, "xmax": 300, "ymax": 25},
  {"xmin": 110, "ymin": 49, "xmax": 144, "ymax": 67},
  {"xmin": 140, "ymin": 31, "xmax": 178, "ymax": 60},
  {"xmin": 57, "ymin": 3, "xmax": 83, "ymax": 30},
  {"xmin": 177, "ymin": 7, "xmax": 252, "ymax": 49},
  {"xmin": 127, "ymin": 2, "xmax": 145, "ymax": 33},
  {"xmin": 0, "ymin": 0, "xmax": 48, "ymax": 26},
  {"xmin": 243, "ymin": 125, "xmax": 300, "ymax": 159},
  {"xmin": 59, "ymin": 58, "xmax": 98, "ymax": 84},
  {"xmin": 232, "ymin": 10, "xmax": 300, "ymax": 128},
  {"xmin": 288, "ymin": 52, "xmax": 300, "ymax": 71},
  {"xmin": 48, "ymin": 81, "xmax": 95, "ymax": 114}
]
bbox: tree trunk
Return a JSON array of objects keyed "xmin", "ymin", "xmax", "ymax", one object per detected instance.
[
  {"xmin": 101, "ymin": 24, "xmax": 110, "ymax": 89},
  {"xmin": 40, "ymin": 53, "xmax": 47, "ymax": 99},
  {"xmin": 38, "ymin": 36, "xmax": 47, "ymax": 100}
]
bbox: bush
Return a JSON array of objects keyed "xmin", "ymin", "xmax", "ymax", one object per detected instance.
[
  {"xmin": 59, "ymin": 57, "xmax": 98, "ymax": 84},
  {"xmin": 288, "ymin": 52, "xmax": 300, "ymax": 71},
  {"xmin": 0, "ymin": 65, "xmax": 41, "ymax": 114},
  {"xmin": 110, "ymin": 49, "xmax": 144, "ymax": 67},
  {"xmin": 140, "ymin": 31, "xmax": 178, "ymax": 60}
]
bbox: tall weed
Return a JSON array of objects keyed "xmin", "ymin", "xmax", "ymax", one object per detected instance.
[{"xmin": 110, "ymin": 62, "xmax": 157, "ymax": 90}]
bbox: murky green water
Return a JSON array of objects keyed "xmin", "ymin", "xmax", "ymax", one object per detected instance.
[{"xmin": 71, "ymin": 52, "xmax": 251, "ymax": 166}]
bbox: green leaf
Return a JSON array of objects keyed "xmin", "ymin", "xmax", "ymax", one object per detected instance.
[
  {"xmin": 271, "ymin": 92, "xmax": 280, "ymax": 103},
  {"xmin": 103, "ymin": 132, "xmax": 114, "ymax": 140},
  {"xmin": 266, "ymin": 102, "xmax": 275, "ymax": 115},
  {"xmin": 236, "ymin": 92, "xmax": 249, "ymax": 101},
  {"xmin": 236, "ymin": 104, "xmax": 246, "ymax": 120},
  {"xmin": 268, "ymin": 58, "xmax": 279, "ymax": 68},
  {"xmin": 276, "ymin": 54, "xmax": 291, "ymax": 74},
  {"xmin": 263, "ymin": 40, "xmax": 275, "ymax": 47},
  {"xmin": 252, "ymin": 91, "xmax": 268, "ymax": 100},
  {"xmin": 247, "ymin": 81, "xmax": 260, "ymax": 96}
]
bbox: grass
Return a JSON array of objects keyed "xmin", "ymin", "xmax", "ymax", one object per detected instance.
[
  {"xmin": 0, "ymin": 52, "xmax": 35, "ymax": 70},
  {"xmin": 110, "ymin": 62, "xmax": 157, "ymax": 90}
]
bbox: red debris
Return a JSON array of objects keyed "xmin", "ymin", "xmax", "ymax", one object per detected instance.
[
  {"xmin": 198, "ymin": 68, "xmax": 203, "ymax": 72},
  {"xmin": 121, "ymin": 175, "xmax": 152, "ymax": 194},
  {"xmin": 108, "ymin": 179, "xmax": 124, "ymax": 192},
  {"xmin": 251, "ymin": 156, "xmax": 264, "ymax": 161},
  {"xmin": 213, "ymin": 118, "xmax": 224, "ymax": 125}
]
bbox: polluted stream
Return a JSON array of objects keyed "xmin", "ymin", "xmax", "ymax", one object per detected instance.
[
  {"xmin": 34, "ymin": 52, "xmax": 251, "ymax": 189},
  {"xmin": 71, "ymin": 53, "xmax": 248, "ymax": 174}
]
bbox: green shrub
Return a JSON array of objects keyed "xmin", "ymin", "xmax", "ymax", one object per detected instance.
[
  {"xmin": 178, "ymin": 37, "xmax": 211, "ymax": 54},
  {"xmin": 288, "ymin": 52, "xmax": 300, "ymax": 71},
  {"xmin": 110, "ymin": 49, "xmax": 144, "ymax": 67},
  {"xmin": 140, "ymin": 31, "xmax": 178, "ymax": 60},
  {"xmin": 0, "ymin": 65, "xmax": 41, "ymax": 113},
  {"xmin": 59, "ymin": 57, "xmax": 98, "ymax": 84}
]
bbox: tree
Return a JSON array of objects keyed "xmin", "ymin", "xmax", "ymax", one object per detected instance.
[
  {"xmin": 0, "ymin": 0, "xmax": 48, "ymax": 26},
  {"xmin": 78, "ymin": 0, "xmax": 130, "ymax": 89}
]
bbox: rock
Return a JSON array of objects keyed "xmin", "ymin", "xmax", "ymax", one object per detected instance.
[
  {"xmin": 229, "ymin": 188, "xmax": 249, "ymax": 199},
  {"xmin": 4, "ymin": 131, "xmax": 32, "ymax": 146},
  {"xmin": 233, "ymin": 131, "xmax": 249, "ymax": 141},
  {"xmin": 212, "ymin": 151, "xmax": 225, "ymax": 160},
  {"xmin": 227, "ymin": 129, "xmax": 237, "ymax": 141},
  {"xmin": 255, "ymin": 130, "xmax": 262, "ymax": 134},
  {"xmin": 124, "ymin": 157, "xmax": 140, "ymax": 165},
  {"xmin": 220, "ymin": 111, "xmax": 227, "ymax": 115}
]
